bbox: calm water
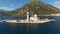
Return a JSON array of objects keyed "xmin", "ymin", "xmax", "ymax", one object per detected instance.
[{"xmin": 0, "ymin": 16, "xmax": 60, "ymax": 34}]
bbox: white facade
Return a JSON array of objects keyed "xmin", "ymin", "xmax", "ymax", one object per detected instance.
[
  {"xmin": 30, "ymin": 14, "xmax": 38, "ymax": 21},
  {"xmin": 27, "ymin": 12, "xmax": 38, "ymax": 22}
]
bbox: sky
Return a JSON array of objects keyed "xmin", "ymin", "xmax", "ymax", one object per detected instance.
[{"xmin": 0, "ymin": 0, "xmax": 60, "ymax": 11}]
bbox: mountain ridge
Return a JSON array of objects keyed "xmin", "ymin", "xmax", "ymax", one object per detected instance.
[
  {"xmin": 9, "ymin": 1, "xmax": 60, "ymax": 16},
  {"xmin": 0, "ymin": 9, "xmax": 13, "ymax": 16}
]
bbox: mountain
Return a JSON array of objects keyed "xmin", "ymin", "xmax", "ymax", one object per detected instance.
[
  {"xmin": 9, "ymin": 1, "xmax": 60, "ymax": 16},
  {"xmin": 0, "ymin": 10, "xmax": 12, "ymax": 16},
  {"xmin": 0, "ymin": 10, "xmax": 6, "ymax": 16}
]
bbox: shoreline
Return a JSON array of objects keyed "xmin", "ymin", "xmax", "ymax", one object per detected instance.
[{"xmin": 38, "ymin": 14, "xmax": 60, "ymax": 16}]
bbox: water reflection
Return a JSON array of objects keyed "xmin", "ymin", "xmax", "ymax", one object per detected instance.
[{"xmin": 0, "ymin": 16, "xmax": 60, "ymax": 34}]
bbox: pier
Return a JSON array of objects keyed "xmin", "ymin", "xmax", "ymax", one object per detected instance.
[{"xmin": 0, "ymin": 19, "xmax": 55, "ymax": 23}]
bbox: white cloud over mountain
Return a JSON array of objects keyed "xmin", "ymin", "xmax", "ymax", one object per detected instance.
[
  {"xmin": 53, "ymin": 1, "xmax": 60, "ymax": 9},
  {"xmin": 55, "ymin": 6, "xmax": 60, "ymax": 9},
  {"xmin": 0, "ymin": 7, "xmax": 14, "ymax": 11},
  {"xmin": 54, "ymin": 1, "xmax": 60, "ymax": 4}
]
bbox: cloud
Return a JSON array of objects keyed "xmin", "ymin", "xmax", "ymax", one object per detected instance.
[
  {"xmin": 54, "ymin": 1, "xmax": 60, "ymax": 4},
  {"xmin": 53, "ymin": 5, "xmax": 60, "ymax": 9},
  {"xmin": 52, "ymin": 5, "xmax": 60, "ymax": 9},
  {"xmin": 10, "ymin": 4, "xmax": 13, "ymax": 7},
  {"xmin": 0, "ymin": 7, "xmax": 14, "ymax": 11},
  {"xmin": 53, "ymin": 1, "xmax": 60, "ymax": 9}
]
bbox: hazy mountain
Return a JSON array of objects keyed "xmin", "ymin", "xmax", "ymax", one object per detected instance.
[
  {"xmin": 0, "ymin": 10, "xmax": 12, "ymax": 16},
  {"xmin": 9, "ymin": 1, "xmax": 60, "ymax": 16}
]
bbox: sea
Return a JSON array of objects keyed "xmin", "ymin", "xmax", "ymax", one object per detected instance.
[{"xmin": 0, "ymin": 16, "xmax": 60, "ymax": 34}]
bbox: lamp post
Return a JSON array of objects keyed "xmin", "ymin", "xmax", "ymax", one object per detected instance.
[
  {"xmin": 17, "ymin": 10, "xmax": 23, "ymax": 22},
  {"xmin": 17, "ymin": 12, "xmax": 20, "ymax": 22}
]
